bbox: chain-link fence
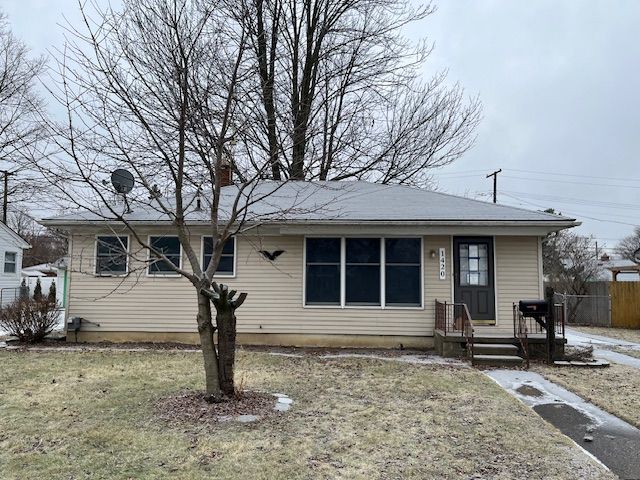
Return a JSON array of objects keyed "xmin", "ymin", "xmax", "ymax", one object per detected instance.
[{"xmin": 555, "ymin": 293, "xmax": 611, "ymax": 327}]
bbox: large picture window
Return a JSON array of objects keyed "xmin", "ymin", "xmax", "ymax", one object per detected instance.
[
  {"xmin": 202, "ymin": 237, "xmax": 235, "ymax": 276},
  {"xmin": 346, "ymin": 238, "xmax": 381, "ymax": 306},
  {"xmin": 305, "ymin": 238, "xmax": 341, "ymax": 305},
  {"xmin": 385, "ymin": 238, "xmax": 421, "ymax": 306},
  {"xmin": 304, "ymin": 237, "xmax": 422, "ymax": 308},
  {"xmin": 95, "ymin": 236, "xmax": 128, "ymax": 275},
  {"xmin": 149, "ymin": 236, "xmax": 181, "ymax": 274}
]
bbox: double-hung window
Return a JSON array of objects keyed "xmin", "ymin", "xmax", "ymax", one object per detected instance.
[
  {"xmin": 4, "ymin": 252, "xmax": 16, "ymax": 274},
  {"xmin": 95, "ymin": 236, "xmax": 128, "ymax": 275},
  {"xmin": 202, "ymin": 237, "xmax": 235, "ymax": 276},
  {"xmin": 385, "ymin": 238, "xmax": 421, "ymax": 306},
  {"xmin": 148, "ymin": 236, "xmax": 181, "ymax": 274},
  {"xmin": 305, "ymin": 237, "xmax": 422, "ymax": 308},
  {"xmin": 305, "ymin": 238, "xmax": 341, "ymax": 305},
  {"xmin": 345, "ymin": 238, "xmax": 381, "ymax": 306}
]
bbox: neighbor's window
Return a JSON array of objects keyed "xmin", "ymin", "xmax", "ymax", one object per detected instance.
[
  {"xmin": 305, "ymin": 238, "xmax": 341, "ymax": 305},
  {"xmin": 385, "ymin": 238, "xmax": 421, "ymax": 306},
  {"xmin": 149, "ymin": 236, "xmax": 181, "ymax": 274},
  {"xmin": 202, "ymin": 237, "xmax": 235, "ymax": 276},
  {"xmin": 459, "ymin": 243, "xmax": 488, "ymax": 286},
  {"xmin": 95, "ymin": 236, "xmax": 128, "ymax": 275},
  {"xmin": 4, "ymin": 252, "xmax": 16, "ymax": 274},
  {"xmin": 345, "ymin": 238, "xmax": 381, "ymax": 306},
  {"xmin": 304, "ymin": 237, "xmax": 422, "ymax": 308}
]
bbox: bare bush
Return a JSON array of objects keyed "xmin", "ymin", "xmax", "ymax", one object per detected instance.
[{"xmin": 0, "ymin": 298, "xmax": 59, "ymax": 343}]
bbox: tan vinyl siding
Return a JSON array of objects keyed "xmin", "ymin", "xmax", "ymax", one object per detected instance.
[
  {"xmin": 494, "ymin": 236, "xmax": 542, "ymax": 327},
  {"xmin": 67, "ymin": 233, "xmax": 453, "ymax": 337},
  {"xmin": 66, "ymin": 232, "xmax": 542, "ymax": 338}
]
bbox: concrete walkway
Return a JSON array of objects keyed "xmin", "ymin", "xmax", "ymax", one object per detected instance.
[
  {"xmin": 566, "ymin": 327, "xmax": 640, "ymax": 369},
  {"xmin": 487, "ymin": 369, "xmax": 640, "ymax": 479}
]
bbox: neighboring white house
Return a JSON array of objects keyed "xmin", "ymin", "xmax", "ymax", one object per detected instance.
[{"xmin": 0, "ymin": 222, "xmax": 30, "ymax": 306}]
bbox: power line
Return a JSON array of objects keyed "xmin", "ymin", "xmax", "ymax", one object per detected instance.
[
  {"xmin": 501, "ymin": 175, "xmax": 640, "ymax": 190},
  {"xmin": 504, "ymin": 168, "xmax": 640, "ymax": 183},
  {"xmin": 500, "ymin": 192, "xmax": 640, "ymax": 227},
  {"xmin": 500, "ymin": 190, "xmax": 640, "ymax": 211}
]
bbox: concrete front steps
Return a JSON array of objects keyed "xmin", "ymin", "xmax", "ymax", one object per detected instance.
[
  {"xmin": 472, "ymin": 353, "xmax": 524, "ymax": 367},
  {"xmin": 471, "ymin": 340, "xmax": 524, "ymax": 367}
]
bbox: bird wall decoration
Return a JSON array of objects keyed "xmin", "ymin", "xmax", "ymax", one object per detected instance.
[{"xmin": 259, "ymin": 250, "xmax": 285, "ymax": 261}]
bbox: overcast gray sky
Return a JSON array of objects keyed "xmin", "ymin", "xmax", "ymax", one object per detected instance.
[{"xmin": 5, "ymin": 0, "xmax": 640, "ymax": 252}]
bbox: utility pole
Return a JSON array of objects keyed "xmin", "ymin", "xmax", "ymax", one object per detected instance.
[
  {"xmin": 486, "ymin": 169, "xmax": 502, "ymax": 203},
  {"xmin": 1, "ymin": 170, "xmax": 14, "ymax": 224}
]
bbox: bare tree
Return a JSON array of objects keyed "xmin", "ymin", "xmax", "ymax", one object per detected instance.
[
  {"xmin": 238, "ymin": 0, "xmax": 481, "ymax": 184},
  {"xmin": 0, "ymin": 11, "xmax": 47, "ymax": 221},
  {"xmin": 38, "ymin": 0, "xmax": 303, "ymax": 398},
  {"xmin": 543, "ymin": 230, "xmax": 603, "ymax": 322},
  {"xmin": 615, "ymin": 226, "xmax": 640, "ymax": 262}
]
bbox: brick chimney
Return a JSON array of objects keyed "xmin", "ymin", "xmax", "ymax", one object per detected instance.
[{"xmin": 219, "ymin": 161, "xmax": 232, "ymax": 187}]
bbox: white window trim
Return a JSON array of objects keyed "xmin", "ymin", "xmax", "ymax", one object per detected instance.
[
  {"xmin": 303, "ymin": 235, "xmax": 424, "ymax": 310},
  {"xmin": 146, "ymin": 235, "xmax": 182, "ymax": 277},
  {"xmin": 3, "ymin": 251, "xmax": 17, "ymax": 275},
  {"xmin": 94, "ymin": 234, "xmax": 130, "ymax": 277},
  {"xmin": 200, "ymin": 235, "xmax": 237, "ymax": 278}
]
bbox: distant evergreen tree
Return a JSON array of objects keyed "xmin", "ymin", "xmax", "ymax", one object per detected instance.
[
  {"xmin": 48, "ymin": 280, "xmax": 56, "ymax": 304},
  {"xmin": 33, "ymin": 278, "xmax": 42, "ymax": 301}
]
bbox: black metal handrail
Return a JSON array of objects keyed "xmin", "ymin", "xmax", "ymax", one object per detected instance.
[{"xmin": 435, "ymin": 300, "xmax": 475, "ymax": 364}]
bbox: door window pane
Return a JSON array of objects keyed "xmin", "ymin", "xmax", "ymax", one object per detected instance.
[
  {"xmin": 202, "ymin": 237, "xmax": 235, "ymax": 275},
  {"xmin": 149, "ymin": 236, "xmax": 181, "ymax": 274},
  {"xmin": 460, "ymin": 242, "xmax": 489, "ymax": 286},
  {"xmin": 306, "ymin": 238, "xmax": 340, "ymax": 305},
  {"xmin": 96, "ymin": 236, "xmax": 128, "ymax": 275},
  {"xmin": 385, "ymin": 238, "xmax": 421, "ymax": 306},
  {"xmin": 346, "ymin": 238, "xmax": 380, "ymax": 305}
]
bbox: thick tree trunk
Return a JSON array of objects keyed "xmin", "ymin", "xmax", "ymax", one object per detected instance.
[
  {"xmin": 196, "ymin": 291, "xmax": 221, "ymax": 396},
  {"xmin": 216, "ymin": 300, "xmax": 237, "ymax": 396},
  {"xmin": 201, "ymin": 283, "xmax": 247, "ymax": 397}
]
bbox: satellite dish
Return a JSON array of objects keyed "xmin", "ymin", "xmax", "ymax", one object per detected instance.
[
  {"xmin": 633, "ymin": 248, "xmax": 640, "ymax": 264},
  {"xmin": 111, "ymin": 169, "xmax": 135, "ymax": 194}
]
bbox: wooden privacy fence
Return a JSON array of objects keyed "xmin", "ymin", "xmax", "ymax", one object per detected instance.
[{"xmin": 610, "ymin": 282, "xmax": 640, "ymax": 328}]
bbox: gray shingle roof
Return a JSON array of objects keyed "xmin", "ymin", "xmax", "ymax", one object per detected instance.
[{"xmin": 41, "ymin": 180, "xmax": 577, "ymax": 226}]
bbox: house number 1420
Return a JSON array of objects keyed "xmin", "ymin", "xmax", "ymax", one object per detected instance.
[{"xmin": 439, "ymin": 248, "xmax": 446, "ymax": 280}]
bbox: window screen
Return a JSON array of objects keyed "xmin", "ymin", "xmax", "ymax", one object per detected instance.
[
  {"xmin": 459, "ymin": 243, "xmax": 488, "ymax": 286},
  {"xmin": 345, "ymin": 238, "xmax": 380, "ymax": 306},
  {"xmin": 305, "ymin": 238, "xmax": 340, "ymax": 305},
  {"xmin": 96, "ymin": 236, "xmax": 128, "ymax": 275},
  {"xmin": 385, "ymin": 238, "xmax": 421, "ymax": 306},
  {"xmin": 149, "ymin": 236, "xmax": 181, "ymax": 274},
  {"xmin": 4, "ymin": 252, "xmax": 16, "ymax": 274},
  {"xmin": 202, "ymin": 237, "xmax": 235, "ymax": 275}
]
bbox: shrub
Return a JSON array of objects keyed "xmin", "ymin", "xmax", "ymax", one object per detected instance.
[
  {"xmin": 33, "ymin": 278, "xmax": 42, "ymax": 301},
  {"xmin": 48, "ymin": 280, "xmax": 57, "ymax": 303},
  {"xmin": 0, "ymin": 298, "xmax": 59, "ymax": 343}
]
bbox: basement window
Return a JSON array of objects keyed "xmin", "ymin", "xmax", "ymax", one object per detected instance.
[
  {"xmin": 148, "ymin": 236, "xmax": 181, "ymax": 274},
  {"xmin": 202, "ymin": 237, "xmax": 235, "ymax": 276},
  {"xmin": 95, "ymin": 236, "xmax": 128, "ymax": 275}
]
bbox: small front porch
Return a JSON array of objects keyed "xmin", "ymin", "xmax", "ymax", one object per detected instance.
[{"xmin": 434, "ymin": 300, "xmax": 567, "ymax": 367}]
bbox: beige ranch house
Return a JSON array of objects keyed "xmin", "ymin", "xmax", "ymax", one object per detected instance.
[{"xmin": 42, "ymin": 181, "xmax": 577, "ymax": 349}]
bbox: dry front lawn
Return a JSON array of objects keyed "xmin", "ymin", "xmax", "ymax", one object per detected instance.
[
  {"xmin": 533, "ymin": 363, "xmax": 640, "ymax": 429},
  {"xmin": 569, "ymin": 326, "xmax": 640, "ymax": 344},
  {"xmin": 0, "ymin": 350, "xmax": 611, "ymax": 479}
]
